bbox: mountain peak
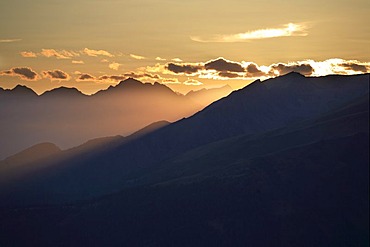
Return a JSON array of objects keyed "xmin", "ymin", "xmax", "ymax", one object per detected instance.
[
  {"xmin": 3, "ymin": 142, "xmax": 61, "ymax": 164},
  {"xmin": 10, "ymin": 85, "xmax": 37, "ymax": 96},
  {"xmin": 41, "ymin": 87, "xmax": 84, "ymax": 97},
  {"xmin": 282, "ymin": 71, "xmax": 306, "ymax": 78},
  {"xmin": 116, "ymin": 78, "xmax": 144, "ymax": 87}
]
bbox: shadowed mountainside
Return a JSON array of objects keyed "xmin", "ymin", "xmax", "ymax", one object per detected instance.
[
  {"xmin": 0, "ymin": 73, "xmax": 368, "ymax": 247},
  {"xmin": 0, "ymin": 73, "xmax": 368, "ymax": 205}
]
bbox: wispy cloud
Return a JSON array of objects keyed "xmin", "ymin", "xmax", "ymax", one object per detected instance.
[
  {"xmin": 75, "ymin": 71, "xmax": 179, "ymax": 85},
  {"xmin": 72, "ymin": 60, "xmax": 84, "ymax": 64},
  {"xmin": 40, "ymin": 49, "xmax": 78, "ymax": 59},
  {"xmin": 130, "ymin": 54, "xmax": 146, "ymax": 60},
  {"xmin": 83, "ymin": 48, "xmax": 114, "ymax": 57},
  {"xmin": 191, "ymin": 23, "xmax": 308, "ymax": 42},
  {"xmin": 184, "ymin": 79, "xmax": 203, "ymax": 86},
  {"xmin": 109, "ymin": 62, "xmax": 121, "ymax": 71},
  {"xmin": 20, "ymin": 51, "xmax": 37, "ymax": 58},
  {"xmin": 0, "ymin": 39, "xmax": 21, "ymax": 43},
  {"xmin": 155, "ymin": 57, "xmax": 166, "ymax": 61}
]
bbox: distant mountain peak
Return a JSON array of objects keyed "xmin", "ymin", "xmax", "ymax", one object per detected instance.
[
  {"xmin": 3, "ymin": 142, "xmax": 61, "ymax": 164},
  {"xmin": 116, "ymin": 78, "xmax": 144, "ymax": 87},
  {"xmin": 11, "ymin": 85, "xmax": 37, "ymax": 95},
  {"xmin": 282, "ymin": 71, "xmax": 306, "ymax": 78},
  {"xmin": 41, "ymin": 87, "xmax": 84, "ymax": 97}
]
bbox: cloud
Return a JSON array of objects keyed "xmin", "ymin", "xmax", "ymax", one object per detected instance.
[
  {"xmin": 130, "ymin": 54, "xmax": 146, "ymax": 60},
  {"xmin": 41, "ymin": 49, "xmax": 78, "ymax": 59},
  {"xmin": 191, "ymin": 23, "xmax": 308, "ymax": 42},
  {"xmin": 98, "ymin": 75, "xmax": 127, "ymax": 82},
  {"xmin": 340, "ymin": 63, "xmax": 368, "ymax": 72},
  {"xmin": 97, "ymin": 71, "xmax": 179, "ymax": 85},
  {"xmin": 76, "ymin": 73, "xmax": 96, "ymax": 82},
  {"xmin": 109, "ymin": 62, "xmax": 121, "ymax": 71},
  {"xmin": 156, "ymin": 57, "xmax": 166, "ymax": 61},
  {"xmin": 166, "ymin": 63, "xmax": 201, "ymax": 74},
  {"xmin": 72, "ymin": 60, "xmax": 84, "ymax": 64},
  {"xmin": 160, "ymin": 57, "xmax": 370, "ymax": 81},
  {"xmin": 42, "ymin": 69, "xmax": 70, "ymax": 81},
  {"xmin": 101, "ymin": 59, "xmax": 109, "ymax": 63},
  {"xmin": 218, "ymin": 71, "xmax": 240, "ymax": 78},
  {"xmin": 20, "ymin": 51, "xmax": 37, "ymax": 58},
  {"xmin": 270, "ymin": 63, "xmax": 314, "ymax": 76},
  {"xmin": 0, "ymin": 67, "xmax": 39, "ymax": 81},
  {"xmin": 245, "ymin": 63, "xmax": 268, "ymax": 77},
  {"xmin": 123, "ymin": 72, "xmax": 160, "ymax": 80},
  {"xmin": 0, "ymin": 39, "xmax": 21, "ymax": 43},
  {"xmin": 161, "ymin": 78, "xmax": 180, "ymax": 84},
  {"xmin": 184, "ymin": 79, "xmax": 203, "ymax": 86},
  {"xmin": 83, "ymin": 48, "xmax": 114, "ymax": 57},
  {"xmin": 172, "ymin": 58, "xmax": 183, "ymax": 62},
  {"xmin": 205, "ymin": 58, "xmax": 245, "ymax": 72}
]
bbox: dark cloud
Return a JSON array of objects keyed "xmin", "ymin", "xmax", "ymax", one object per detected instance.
[
  {"xmin": 99, "ymin": 75, "xmax": 127, "ymax": 82},
  {"xmin": 0, "ymin": 67, "xmax": 39, "ymax": 80},
  {"xmin": 205, "ymin": 58, "xmax": 245, "ymax": 72},
  {"xmin": 341, "ymin": 63, "xmax": 368, "ymax": 72},
  {"xmin": 77, "ymin": 73, "xmax": 96, "ymax": 81},
  {"xmin": 218, "ymin": 71, "xmax": 240, "ymax": 78},
  {"xmin": 271, "ymin": 63, "xmax": 314, "ymax": 76},
  {"xmin": 166, "ymin": 63, "xmax": 201, "ymax": 74},
  {"xmin": 123, "ymin": 72, "xmax": 161, "ymax": 80},
  {"xmin": 42, "ymin": 70, "xmax": 70, "ymax": 80},
  {"xmin": 246, "ymin": 63, "xmax": 267, "ymax": 77}
]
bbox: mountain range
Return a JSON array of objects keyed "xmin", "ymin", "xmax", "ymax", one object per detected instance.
[
  {"xmin": 0, "ymin": 79, "xmax": 232, "ymax": 159},
  {"xmin": 0, "ymin": 72, "xmax": 368, "ymax": 246}
]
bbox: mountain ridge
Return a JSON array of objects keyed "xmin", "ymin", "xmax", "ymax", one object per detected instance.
[
  {"xmin": 0, "ymin": 73, "xmax": 368, "ymax": 246},
  {"xmin": 0, "ymin": 78, "xmax": 231, "ymax": 159},
  {"xmin": 0, "ymin": 73, "xmax": 367, "ymax": 205}
]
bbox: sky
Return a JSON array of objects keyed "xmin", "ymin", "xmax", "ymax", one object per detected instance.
[{"xmin": 0, "ymin": 0, "xmax": 369, "ymax": 95}]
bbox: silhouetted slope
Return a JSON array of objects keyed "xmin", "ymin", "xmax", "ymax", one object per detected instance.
[
  {"xmin": 0, "ymin": 74, "xmax": 368, "ymax": 205},
  {"xmin": 41, "ymin": 87, "xmax": 85, "ymax": 98},
  {"xmin": 0, "ymin": 143, "xmax": 61, "ymax": 184},
  {"xmin": 1, "ymin": 142, "xmax": 61, "ymax": 166},
  {"xmin": 134, "ymin": 94, "xmax": 369, "ymax": 186},
  {"xmin": 0, "ymin": 121, "xmax": 170, "ymax": 200},
  {"xmin": 0, "ymin": 85, "xmax": 38, "ymax": 98},
  {"xmin": 0, "ymin": 93, "xmax": 368, "ymax": 246}
]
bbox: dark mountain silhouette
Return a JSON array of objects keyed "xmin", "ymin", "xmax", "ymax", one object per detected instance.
[
  {"xmin": 0, "ymin": 78, "xmax": 230, "ymax": 159},
  {"xmin": 0, "ymin": 142, "xmax": 61, "ymax": 170},
  {"xmin": 0, "ymin": 73, "xmax": 368, "ymax": 205},
  {"xmin": 41, "ymin": 87, "xmax": 84, "ymax": 98},
  {"xmin": 0, "ymin": 120, "xmax": 170, "ymax": 193},
  {"xmin": 0, "ymin": 73, "xmax": 368, "ymax": 247},
  {"xmin": 0, "ymin": 85, "xmax": 38, "ymax": 98}
]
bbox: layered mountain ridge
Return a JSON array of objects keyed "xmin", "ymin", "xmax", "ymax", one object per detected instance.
[
  {"xmin": 0, "ymin": 73, "xmax": 368, "ymax": 246},
  {"xmin": 0, "ymin": 79, "xmax": 232, "ymax": 159}
]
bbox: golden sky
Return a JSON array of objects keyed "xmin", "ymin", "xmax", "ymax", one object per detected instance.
[{"xmin": 0, "ymin": 0, "xmax": 369, "ymax": 95}]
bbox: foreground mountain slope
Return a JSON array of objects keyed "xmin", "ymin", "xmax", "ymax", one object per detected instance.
[
  {"xmin": 134, "ymin": 93, "xmax": 369, "ymax": 186},
  {"xmin": 0, "ymin": 79, "xmax": 368, "ymax": 247},
  {"xmin": 0, "ymin": 121, "xmax": 170, "ymax": 203},
  {"xmin": 0, "ymin": 73, "xmax": 368, "ymax": 205}
]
